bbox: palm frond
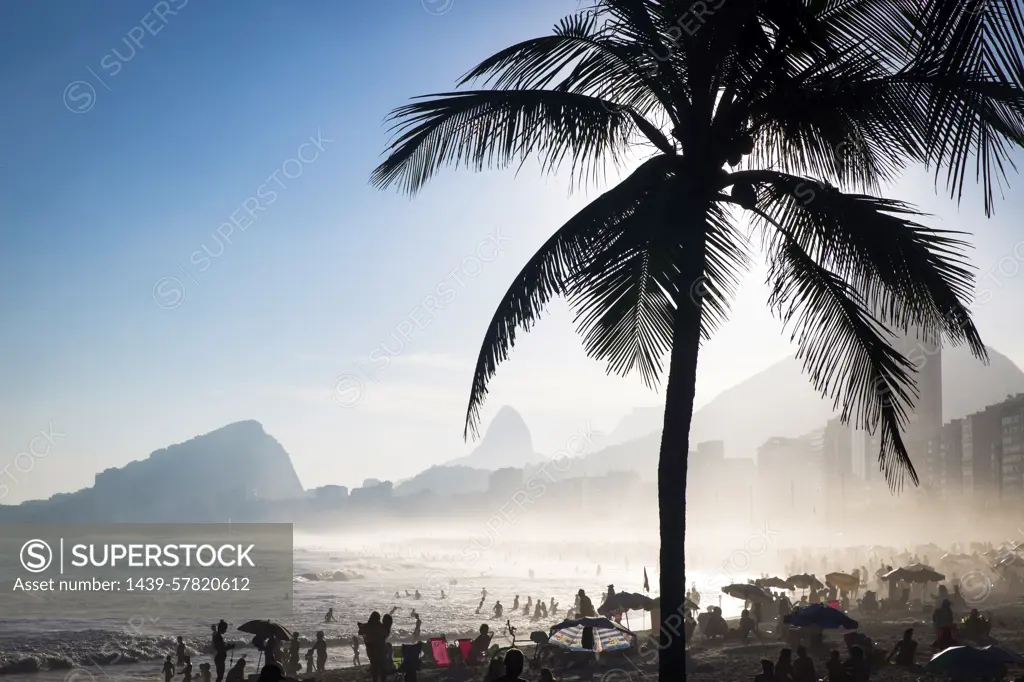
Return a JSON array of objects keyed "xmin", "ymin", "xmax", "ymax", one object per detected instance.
[
  {"xmin": 766, "ymin": 233, "xmax": 919, "ymax": 490},
  {"xmin": 740, "ymin": 169, "xmax": 986, "ymax": 360},
  {"xmin": 371, "ymin": 90, "xmax": 655, "ymax": 194},
  {"xmin": 457, "ymin": 13, "xmax": 674, "ymax": 121},
  {"xmin": 462, "ymin": 154, "xmax": 679, "ymax": 439}
]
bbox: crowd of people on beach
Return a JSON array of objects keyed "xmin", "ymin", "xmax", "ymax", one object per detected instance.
[
  {"xmin": 681, "ymin": 540, "xmax": 1024, "ymax": 681},
  {"xmin": 155, "ymin": 575, "xmax": 615, "ymax": 681}
]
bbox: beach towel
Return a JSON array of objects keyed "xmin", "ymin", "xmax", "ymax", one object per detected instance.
[
  {"xmin": 828, "ymin": 600, "xmax": 840, "ymax": 610},
  {"xmin": 457, "ymin": 639, "xmax": 473, "ymax": 663},
  {"xmin": 430, "ymin": 638, "xmax": 450, "ymax": 667}
]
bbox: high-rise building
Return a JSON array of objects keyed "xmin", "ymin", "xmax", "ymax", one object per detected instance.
[
  {"xmin": 998, "ymin": 395, "xmax": 1024, "ymax": 499},
  {"xmin": 854, "ymin": 327, "xmax": 942, "ymax": 482},
  {"xmin": 924, "ymin": 418, "xmax": 963, "ymax": 498},
  {"xmin": 962, "ymin": 406, "xmax": 1002, "ymax": 503}
]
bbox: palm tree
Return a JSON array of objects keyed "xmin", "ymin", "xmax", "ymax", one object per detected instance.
[{"xmin": 372, "ymin": 0, "xmax": 1024, "ymax": 677}]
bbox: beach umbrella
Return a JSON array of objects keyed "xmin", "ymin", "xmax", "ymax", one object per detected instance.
[
  {"xmin": 757, "ymin": 577, "xmax": 794, "ymax": 590},
  {"xmin": 721, "ymin": 584, "xmax": 773, "ymax": 603},
  {"xmin": 786, "ymin": 574, "xmax": 823, "ymax": 590},
  {"xmin": 979, "ymin": 645, "xmax": 1024, "ymax": 665},
  {"xmin": 238, "ymin": 620, "xmax": 291, "ymax": 641},
  {"xmin": 825, "ymin": 573, "xmax": 859, "ymax": 591},
  {"xmin": 926, "ymin": 646, "xmax": 1007, "ymax": 678},
  {"xmin": 598, "ymin": 591, "xmax": 654, "ymax": 616},
  {"xmin": 783, "ymin": 604, "xmax": 858, "ymax": 630},
  {"xmin": 884, "ymin": 565, "xmax": 944, "ymax": 583},
  {"xmin": 548, "ymin": 618, "xmax": 635, "ymax": 653}
]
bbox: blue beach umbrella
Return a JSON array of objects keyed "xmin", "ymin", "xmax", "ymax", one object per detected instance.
[
  {"xmin": 548, "ymin": 618, "xmax": 636, "ymax": 653},
  {"xmin": 926, "ymin": 646, "xmax": 1007, "ymax": 678},
  {"xmin": 783, "ymin": 604, "xmax": 859, "ymax": 630}
]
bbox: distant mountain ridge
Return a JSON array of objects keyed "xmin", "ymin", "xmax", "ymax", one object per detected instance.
[
  {"xmin": 444, "ymin": 405, "xmax": 548, "ymax": 470},
  {"xmin": 605, "ymin": 344, "xmax": 1024, "ymax": 465},
  {"xmin": 8, "ymin": 420, "xmax": 304, "ymax": 522}
]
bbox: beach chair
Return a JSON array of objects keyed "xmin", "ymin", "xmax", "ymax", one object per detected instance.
[
  {"xmin": 429, "ymin": 638, "xmax": 451, "ymax": 668},
  {"xmin": 399, "ymin": 642, "xmax": 422, "ymax": 677},
  {"xmin": 392, "ymin": 644, "xmax": 403, "ymax": 673},
  {"xmin": 457, "ymin": 638, "xmax": 473, "ymax": 665}
]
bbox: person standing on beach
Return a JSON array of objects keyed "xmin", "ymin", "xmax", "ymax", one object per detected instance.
[
  {"xmin": 412, "ymin": 612, "xmax": 422, "ymax": 641},
  {"xmin": 181, "ymin": 656, "xmax": 193, "ymax": 682},
  {"xmin": 352, "ymin": 634, "xmax": 362, "ymax": 666},
  {"xmin": 314, "ymin": 631, "xmax": 328, "ymax": 673},
  {"xmin": 163, "ymin": 655, "xmax": 175, "ymax": 682},
  {"xmin": 287, "ymin": 633, "xmax": 302, "ymax": 676},
  {"xmin": 176, "ymin": 636, "xmax": 187, "ymax": 668},
  {"xmin": 212, "ymin": 620, "xmax": 234, "ymax": 682}
]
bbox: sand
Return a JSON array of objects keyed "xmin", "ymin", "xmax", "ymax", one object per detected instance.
[{"xmin": 281, "ymin": 601, "xmax": 1024, "ymax": 681}]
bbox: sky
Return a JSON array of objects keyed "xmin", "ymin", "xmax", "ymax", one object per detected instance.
[{"xmin": 2, "ymin": 0, "xmax": 1024, "ymax": 504}]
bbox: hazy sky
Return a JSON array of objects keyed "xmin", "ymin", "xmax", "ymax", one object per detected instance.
[{"xmin": 3, "ymin": 0, "xmax": 1024, "ymax": 504}]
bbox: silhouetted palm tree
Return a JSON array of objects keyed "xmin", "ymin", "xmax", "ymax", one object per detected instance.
[{"xmin": 373, "ymin": 1, "xmax": 1024, "ymax": 677}]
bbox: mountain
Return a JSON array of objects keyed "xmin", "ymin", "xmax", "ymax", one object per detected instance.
[
  {"xmin": 599, "ymin": 344, "xmax": 1024, "ymax": 469},
  {"xmin": 444, "ymin": 405, "xmax": 547, "ymax": 470},
  {"xmin": 6, "ymin": 420, "xmax": 305, "ymax": 522}
]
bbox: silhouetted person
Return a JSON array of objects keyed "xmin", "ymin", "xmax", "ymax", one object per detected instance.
[
  {"xmin": 256, "ymin": 661, "xmax": 284, "ymax": 682},
  {"xmin": 843, "ymin": 645, "xmax": 869, "ymax": 682},
  {"xmin": 313, "ymin": 630, "xmax": 327, "ymax": 673},
  {"xmin": 754, "ymin": 659, "xmax": 775, "ymax": 682},
  {"xmin": 932, "ymin": 599, "xmax": 956, "ymax": 649},
  {"xmin": 414, "ymin": 590, "xmax": 421, "ymax": 599},
  {"xmin": 264, "ymin": 636, "xmax": 279, "ymax": 667},
  {"xmin": 176, "ymin": 636, "xmax": 187, "ymax": 667},
  {"xmin": 212, "ymin": 620, "xmax": 234, "ymax": 682},
  {"xmin": 351, "ymin": 634, "xmax": 362, "ymax": 666},
  {"xmin": 440, "ymin": 589, "xmax": 446, "ymax": 599},
  {"xmin": 739, "ymin": 609, "xmax": 755, "ymax": 642},
  {"xmin": 962, "ymin": 608, "xmax": 990, "ymax": 642},
  {"xmin": 826, "ymin": 650, "xmax": 842, "ymax": 681},
  {"xmin": 163, "ymin": 655, "xmax": 175, "ymax": 682},
  {"xmin": 496, "ymin": 648, "xmax": 528, "ymax": 682},
  {"xmin": 360, "ymin": 612, "xmax": 393, "ymax": 682},
  {"xmin": 287, "ymin": 633, "xmax": 301, "ymax": 676},
  {"xmin": 792, "ymin": 646, "xmax": 816, "ymax": 682},
  {"xmin": 225, "ymin": 658, "xmax": 246, "ymax": 682},
  {"xmin": 887, "ymin": 628, "xmax": 917, "ymax": 666},
  {"xmin": 512, "ymin": 595, "xmax": 519, "ymax": 610},
  {"xmin": 325, "ymin": 607, "xmax": 335, "ymax": 622},
  {"xmin": 198, "ymin": 663, "xmax": 211, "ymax": 682},
  {"xmin": 494, "ymin": 601, "xmax": 503, "ymax": 619},
  {"xmin": 776, "ymin": 648, "xmax": 793, "ymax": 679},
  {"xmin": 304, "ymin": 648, "xmax": 314, "ymax": 675},
  {"xmin": 471, "ymin": 624, "xmax": 493, "ymax": 664},
  {"xmin": 533, "ymin": 602, "xmax": 543, "ymax": 620},
  {"xmin": 412, "ymin": 613, "xmax": 422, "ymax": 641},
  {"xmin": 577, "ymin": 590, "xmax": 595, "ymax": 617},
  {"xmin": 181, "ymin": 656, "xmax": 193, "ymax": 682}
]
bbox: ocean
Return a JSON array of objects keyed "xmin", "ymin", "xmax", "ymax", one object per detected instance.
[{"xmin": 7, "ymin": 541, "xmax": 737, "ymax": 681}]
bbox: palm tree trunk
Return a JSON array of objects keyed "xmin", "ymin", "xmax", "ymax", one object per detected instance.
[{"xmin": 658, "ymin": 231, "xmax": 706, "ymax": 681}]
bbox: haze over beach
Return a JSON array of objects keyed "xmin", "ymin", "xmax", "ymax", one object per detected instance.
[{"xmin": 5, "ymin": 0, "xmax": 1024, "ymax": 681}]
